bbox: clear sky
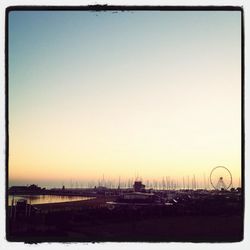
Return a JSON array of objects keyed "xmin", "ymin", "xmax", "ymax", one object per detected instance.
[{"xmin": 8, "ymin": 10, "xmax": 242, "ymax": 188}]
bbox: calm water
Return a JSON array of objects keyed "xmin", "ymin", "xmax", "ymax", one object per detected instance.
[{"xmin": 8, "ymin": 195, "xmax": 93, "ymax": 206}]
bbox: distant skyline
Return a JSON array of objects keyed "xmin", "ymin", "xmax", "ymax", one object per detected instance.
[{"xmin": 9, "ymin": 10, "xmax": 242, "ymax": 188}]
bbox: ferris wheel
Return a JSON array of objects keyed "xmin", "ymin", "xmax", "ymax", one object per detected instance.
[{"xmin": 210, "ymin": 166, "xmax": 232, "ymax": 190}]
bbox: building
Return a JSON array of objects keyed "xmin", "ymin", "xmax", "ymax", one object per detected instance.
[{"xmin": 133, "ymin": 181, "xmax": 145, "ymax": 192}]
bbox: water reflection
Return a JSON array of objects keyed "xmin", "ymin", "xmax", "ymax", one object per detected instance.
[{"xmin": 8, "ymin": 195, "xmax": 93, "ymax": 205}]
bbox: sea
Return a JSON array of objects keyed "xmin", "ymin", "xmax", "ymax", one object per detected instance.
[{"xmin": 8, "ymin": 195, "xmax": 93, "ymax": 206}]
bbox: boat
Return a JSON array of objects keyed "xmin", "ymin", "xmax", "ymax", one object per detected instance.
[{"xmin": 106, "ymin": 192, "xmax": 173, "ymax": 209}]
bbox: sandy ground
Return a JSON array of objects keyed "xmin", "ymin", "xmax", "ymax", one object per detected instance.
[{"xmin": 7, "ymin": 196, "xmax": 243, "ymax": 242}]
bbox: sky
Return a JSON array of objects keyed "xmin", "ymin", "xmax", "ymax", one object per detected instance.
[{"xmin": 8, "ymin": 10, "xmax": 242, "ymax": 188}]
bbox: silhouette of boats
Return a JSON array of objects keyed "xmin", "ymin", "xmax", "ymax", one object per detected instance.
[{"xmin": 106, "ymin": 192, "xmax": 174, "ymax": 209}]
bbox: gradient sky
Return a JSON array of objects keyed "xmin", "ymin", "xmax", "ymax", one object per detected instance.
[{"xmin": 9, "ymin": 10, "xmax": 242, "ymax": 188}]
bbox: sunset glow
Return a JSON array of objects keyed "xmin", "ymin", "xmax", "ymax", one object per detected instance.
[{"xmin": 9, "ymin": 10, "xmax": 242, "ymax": 188}]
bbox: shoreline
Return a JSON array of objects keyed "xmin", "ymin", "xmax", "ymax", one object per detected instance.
[{"xmin": 8, "ymin": 195, "xmax": 116, "ymax": 211}]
